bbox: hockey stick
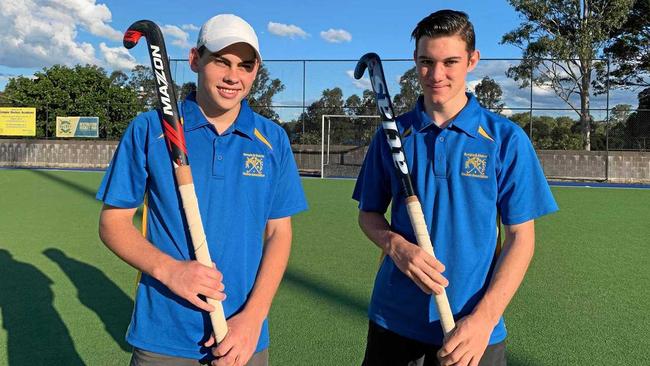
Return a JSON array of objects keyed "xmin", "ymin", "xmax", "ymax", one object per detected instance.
[
  {"xmin": 123, "ymin": 20, "xmax": 228, "ymax": 343},
  {"xmin": 354, "ymin": 52, "xmax": 455, "ymax": 336}
]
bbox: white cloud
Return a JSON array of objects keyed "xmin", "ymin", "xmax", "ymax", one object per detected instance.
[
  {"xmin": 100, "ymin": 43, "xmax": 137, "ymax": 71},
  {"xmin": 162, "ymin": 25, "xmax": 193, "ymax": 49},
  {"xmin": 320, "ymin": 29, "xmax": 352, "ymax": 43},
  {"xmin": 0, "ymin": 0, "xmax": 123, "ymax": 69},
  {"xmin": 181, "ymin": 24, "xmax": 199, "ymax": 31},
  {"xmin": 501, "ymin": 108, "xmax": 514, "ymax": 117},
  {"xmin": 346, "ymin": 70, "xmax": 371, "ymax": 89},
  {"xmin": 267, "ymin": 22, "xmax": 308, "ymax": 39},
  {"xmin": 466, "ymin": 79, "xmax": 481, "ymax": 93}
]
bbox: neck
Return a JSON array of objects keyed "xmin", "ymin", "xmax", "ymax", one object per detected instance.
[
  {"xmin": 196, "ymin": 93, "xmax": 241, "ymax": 134},
  {"xmin": 424, "ymin": 93, "xmax": 468, "ymax": 129}
]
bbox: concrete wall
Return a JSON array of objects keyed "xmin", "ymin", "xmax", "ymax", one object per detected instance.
[
  {"xmin": 0, "ymin": 139, "xmax": 118, "ymax": 169},
  {"xmin": 1, "ymin": 139, "xmax": 648, "ymax": 183}
]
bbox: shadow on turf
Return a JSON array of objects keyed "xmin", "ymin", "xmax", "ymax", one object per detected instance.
[
  {"xmin": 283, "ymin": 269, "xmax": 369, "ymax": 316},
  {"xmin": 43, "ymin": 248, "xmax": 133, "ymax": 353},
  {"xmin": 30, "ymin": 168, "xmax": 98, "ymax": 199},
  {"xmin": 29, "ymin": 168, "xmax": 144, "ymax": 222},
  {"xmin": 0, "ymin": 248, "xmax": 86, "ymax": 365}
]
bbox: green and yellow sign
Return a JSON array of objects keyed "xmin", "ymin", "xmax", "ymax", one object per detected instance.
[
  {"xmin": 56, "ymin": 117, "xmax": 99, "ymax": 138},
  {"xmin": 0, "ymin": 107, "xmax": 36, "ymax": 136}
]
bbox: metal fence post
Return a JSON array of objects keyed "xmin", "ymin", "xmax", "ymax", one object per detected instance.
[{"xmin": 605, "ymin": 57, "xmax": 611, "ymax": 181}]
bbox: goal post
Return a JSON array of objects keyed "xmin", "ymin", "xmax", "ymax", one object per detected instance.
[{"xmin": 320, "ymin": 114, "xmax": 381, "ymax": 178}]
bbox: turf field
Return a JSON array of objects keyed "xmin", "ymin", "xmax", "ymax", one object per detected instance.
[{"xmin": 0, "ymin": 169, "xmax": 648, "ymax": 365}]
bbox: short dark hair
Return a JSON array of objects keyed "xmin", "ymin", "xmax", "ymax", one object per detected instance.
[{"xmin": 411, "ymin": 10, "xmax": 475, "ymax": 53}]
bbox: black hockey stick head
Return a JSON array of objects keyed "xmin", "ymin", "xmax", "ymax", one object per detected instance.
[
  {"xmin": 123, "ymin": 20, "xmax": 161, "ymax": 49},
  {"xmin": 354, "ymin": 52, "xmax": 380, "ymax": 80},
  {"xmin": 354, "ymin": 52, "xmax": 395, "ymax": 121},
  {"xmin": 122, "ymin": 19, "xmax": 188, "ymax": 167}
]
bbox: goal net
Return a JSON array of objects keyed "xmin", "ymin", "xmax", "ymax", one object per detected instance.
[{"xmin": 320, "ymin": 114, "xmax": 381, "ymax": 178}]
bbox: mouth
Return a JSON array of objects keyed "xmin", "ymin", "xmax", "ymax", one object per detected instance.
[
  {"xmin": 425, "ymin": 84, "xmax": 449, "ymax": 93},
  {"xmin": 217, "ymin": 86, "xmax": 240, "ymax": 98}
]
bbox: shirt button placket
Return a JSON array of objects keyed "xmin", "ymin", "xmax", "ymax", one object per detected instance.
[
  {"xmin": 213, "ymin": 138, "xmax": 225, "ymax": 178},
  {"xmin": 434, "ymin": 133, "xmax": 447, "ymax": 177}
]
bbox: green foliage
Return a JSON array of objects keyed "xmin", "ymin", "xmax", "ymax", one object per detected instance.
[
  {"xmin": 296, "ymin": 87, "xmax": 345, "ymax": 143},
  {"xmin": 510, "ymin": 112, "xmax": 583, "ymax": 149},
  {"xmin": 3, "ymin": 64, "xmax": 144, "ymax": 139},
  {"xmin": 179, "ymin": 82, "xmax": 196, "ymax": 100},
  {"xmin": 502, "ymin": 0, "xmax": 636, "ymax": 150},
  {"xmin": 290, "ymin": 87, "xmax": 379, "ymax": 145},
  {"xmin": 474, "ymin": 76, "xmax": 505, "ymax": 113},
  {"xmin": 127, "ymin": 65, "xmax": 158, "ymax": 108},
  {"xmin": 625, "ymin": 89, "xmax": 650, "ymax": 148},
  {"xmin": 392, "ymin": 67, "xmax": 422, "ymax": 116},
  {"xmin": 248, "ymin": 64, "xmax": 285, "ymax": 122},
  {"xmin": 594, "ymin": 0, "xmax": 650, "ymax": 92}
]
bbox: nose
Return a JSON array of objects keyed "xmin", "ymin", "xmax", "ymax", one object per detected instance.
[
  {"xmin": 428, "ymin": 62, "xmax": 445, "ymax": 83},
  {"xmin": 223, "ymin": 65, "xmax": 239, "ymax": 84}
]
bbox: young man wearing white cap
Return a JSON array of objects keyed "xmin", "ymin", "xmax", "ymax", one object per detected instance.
[{"xmin": 97, "ymin": 14, "xmax": 307, "ymax": 366}]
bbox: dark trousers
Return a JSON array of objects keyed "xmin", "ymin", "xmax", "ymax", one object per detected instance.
[
  {"xmin": 362, "ymin": 321, "xmax": 506, "ymax": 366},
  {"xmin": 130, "ymin": 348, "xmax": 269, "ymax": 366}
]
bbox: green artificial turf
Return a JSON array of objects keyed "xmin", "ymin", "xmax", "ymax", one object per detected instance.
[{"xmin": 0, "ymin": 170, "xmax": 648, "ymax": 365}]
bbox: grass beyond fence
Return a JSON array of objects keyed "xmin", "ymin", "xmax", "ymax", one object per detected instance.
[{"xmin": 0, "ymin": 170, "xmax": 648, "ymax": 365}]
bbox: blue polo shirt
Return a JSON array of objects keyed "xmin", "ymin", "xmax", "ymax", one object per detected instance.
[
  {"xmin": 353, "ymin": 94, "xmax": 557, "ymax": 346},
  {"xmin": 97, "ymin": 93, "xmax": 307, "ymax": 359}
]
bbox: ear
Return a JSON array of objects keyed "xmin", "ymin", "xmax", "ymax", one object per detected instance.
[
  {"xmin": 467, "ymin": 50, "xmax": 480, "ymax": 72},
  {"xmin": 189, "ymin": 48, "xmax": 201, "ymax": 73}
]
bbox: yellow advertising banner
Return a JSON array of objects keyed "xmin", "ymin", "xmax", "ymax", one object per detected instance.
[
  {"xmin": 56, "ymin": 116, "xmax": 99, "ymax": 138},
  {"xmin": 0, "ymin": 107, "xmax": 36, "ymax": 136}
]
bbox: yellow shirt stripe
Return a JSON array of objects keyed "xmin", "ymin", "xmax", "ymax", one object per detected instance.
[
  {"xmin": 254, "ymin": 128, "xmax": 273, "ymax": 150},
  {"xmin": 478, "ymin": 126, "xmax": 495, "ymax": 142}
]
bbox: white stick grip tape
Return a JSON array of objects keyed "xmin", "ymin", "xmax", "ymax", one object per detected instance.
[
  {"xmin": 178, "ymin": 181, "xmax": 229, "ymax": 343},
  {"xmin": 405, "ymin": 197, "xmax": 456, "ymax": 336}
]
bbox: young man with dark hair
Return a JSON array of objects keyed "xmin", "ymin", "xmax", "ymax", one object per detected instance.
[
  {"xmin": 354, "ymin": 10, "xmax": 558, "ymax": 366},
  {"xmin": 98, "ymin": 14, "xmax": 307, "ymax": 366}
]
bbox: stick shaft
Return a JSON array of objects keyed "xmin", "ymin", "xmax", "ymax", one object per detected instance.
[
  {"xmin": 405, "ymin": 196, "xmax": 455, "ymax": 334},
  {"xmin": 175, "ymin": 166, "xmax": 228, "ymax": 342},
  {"xmin": 356, "ymin": 52, "xmax": 456, "ymax": 335},
  {"xmin": 124, "ymin": 20, "xmax": 228, "ymax": 342}
]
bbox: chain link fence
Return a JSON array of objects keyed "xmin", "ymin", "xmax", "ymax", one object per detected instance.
[{"xmin": 1, "ymin": 58, "xmax": 648, "ymax": 180}]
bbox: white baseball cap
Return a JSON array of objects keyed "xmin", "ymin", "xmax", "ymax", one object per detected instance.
[{"xmin": 196, "ymin": 14, "xmax": 262, "ymax": 61}]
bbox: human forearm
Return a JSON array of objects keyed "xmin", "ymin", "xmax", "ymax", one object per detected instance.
[
  {"xmin": 358, "ymin": 210, "xmax": 448, "ymax": 294},
  {"xmin": 472, "ymin": 220, "xmax": 535, "ymax": 325},
  {"xmin": 241, "ymin": 217, "xmax": 293, "ymax": 321},
  {"xmin": 98, "ymin": 205, "xmax": 176, "ymax": 280},
  {"xmin": 358, "ymin": 210, "xmax": 400, "ymax": 255},
  {"xmin": 99, "ymin": 204, "xmax": 224, "ymax": 311}
]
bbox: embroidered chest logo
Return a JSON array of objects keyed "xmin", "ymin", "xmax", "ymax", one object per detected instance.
[
  {"xmin": 461, "ymin": 152, "xmax": 488, "ymax": 179},
  {"xmin": 243, "ymin": 153, "xmax": 265, "ymax": 177}
]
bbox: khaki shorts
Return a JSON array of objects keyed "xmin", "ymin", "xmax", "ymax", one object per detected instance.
[{"xmin": 130, "ymin": 347, "xmax": 269, "ymax": 366}]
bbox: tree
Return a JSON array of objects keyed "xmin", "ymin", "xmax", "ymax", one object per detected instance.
[
  {"xmin": 297, "ymin": 87, "xmax": 345, "ymax": 144},
  {"xmin": 510, "ymin": 112, "xmax": 582, "ymax": 150},
  {"xmin": 626, "ymin": 89, "xmax": 650, "ymax": 149},
  {"xmin": 128, "ymin": 65, "xmax": 158, "ymax": 108},
  {"xmin": 109, "ymin": 70, "xmax": 129, "ymax": 87},
  {"xmin": 247, "ymin": 64, "xmax": 285, "ymax": 122},
  {"xmin": 3, "ymin": 64, "xmax": 143, "ymax": 139},
  {"xmin": 594, "ymin": 0, "xmax": 650, "ymax": 93},
  {"xmin": 501, "ymin": 0, "xmax": 635, "ymax": 150},
  {"xmin": 474, "ymin": 76, "xmax": 505, "ymax": 113},
  {"xmin": 179, "ymin": 82, "xmax": 196, "ymax": 100},
  {"xmin": 393, "ymin": 67, "xmax": 422, "ymax": 116}
]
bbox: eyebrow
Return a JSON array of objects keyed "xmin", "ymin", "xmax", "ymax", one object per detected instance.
[{"xmin": 417, "ymin": 55, "xmax": 463, "ymax": 61}]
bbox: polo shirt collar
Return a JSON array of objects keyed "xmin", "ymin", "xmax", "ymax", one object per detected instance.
[
  {"xmin": 413, "ymin": 93, "xmax": 481, "ymax": 138},
  {"xmin": 181, "ymin": 91, "xmax": 255, "ymax": 138}
]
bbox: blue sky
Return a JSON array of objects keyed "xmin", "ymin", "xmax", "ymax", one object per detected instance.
[{"xmin": 0, "ymin": 0, "xmax": 640, "ymax": 121}]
